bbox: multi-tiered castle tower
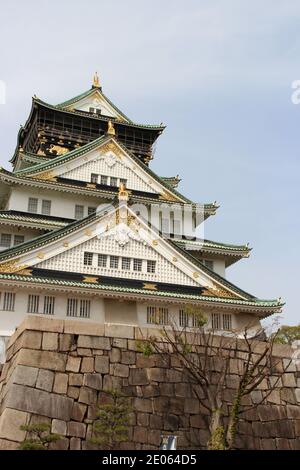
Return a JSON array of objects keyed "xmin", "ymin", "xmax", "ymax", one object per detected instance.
[{"xmin": 0, "ymin": 74, "xmax": 282, "ymax": 342}]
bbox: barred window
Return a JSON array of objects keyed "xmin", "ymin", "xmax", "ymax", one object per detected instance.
[
  {"xmin": 147, "ymin": 260, "xmax": 156, "ymax": 273},
  {"xmin": 75, "ymin": 205, "xmax": 84, "ymax": 219},
  {"xmin": 84, "ymin": 252, "xmax": 93, "ymax": 266},
  {"xmin": 41, "ymin": 199, "xmax": 51, "ymax": 216},
  {"xmin": 88, "ymin": 206, "xmax": 96, "ymax": 215},
  {"xmin": 14, "ymin": 235, "xmax": 24, "ymax": 246},
  {"xmin": 0, "ymin": 233, "xmax": 12, "ymax": 248},
  {"xmin": 211, "ymin": 313, "xmax": 221, "ymax": 330},
  {"xmin": 91, "ymin": 173, "xmax": 98, "ymax": 184},
  {"xmin": 122, "ymin": 257, "xmax": 131, "ymax": 270},
  {"xmin": 80, "ymin": 299, "xmax": 91, "ymax": 318},
  {"xmin": 161, "ymin": 218, "xmax": 169, "ymax": 234},
  {"xmin": 67, "ymin": 298, "xmax": 78, "ymax": 317},
  {"xmin": 28, "ymin": 197, "xmax": 38, "ymax": 213},
  {"xmin": 98, "ymin": 254, "xmax": 107, "ymax": 268},
  {"xmin": 43, "ymin": 296, "xmax": 55, "ymax": 315},
  {"xmin": 222, "ymin": 314, "xmax": 232, "ymax": 331},
  {"xmin": 179, "ymin": 309, "xmax": 189, "ymax": 327},
  {"xmin": 2, "ymin": 292, "xmax": 15, "ymax": 311},
  {"xmin": 27, "ymin": 295, "xmax": 40, "ymax": 314},
  {"xmin": 110, "ymin": 177, "xmax": 118, "ymax": 187},
  {"xmin": 110, "ymin": 256, "xmax": 119, "ymax": 269},
  {"xmin": 147, "ymin": 306, "xmax": 157, "ymax": 324},
  {"xmin": 100, "ymin": 175, "xmax": 108, "ymax": 185},
  {"xmin": 133, "ymin": 258, "xmax": 142, "ymax": 272},
  {"xmin": 147, "ymin": 306, "xmax": 169, "ymax": 325}
]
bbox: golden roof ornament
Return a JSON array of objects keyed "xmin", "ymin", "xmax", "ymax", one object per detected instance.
[
  {"xmin": 93, "ymin": 72, "xmax": 100, "ymax": 88},
  {"xmin": 118, "ymin": 183, "xmax": 129, "ymax": 203},
  {"xmin": 107, "ymin": 120, "xmax": 116, "ymax": 135}
]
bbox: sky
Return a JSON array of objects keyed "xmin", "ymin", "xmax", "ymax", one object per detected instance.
[{"xmin": 0, "ymin": 0, "xmax": 299, "ymax": 325}]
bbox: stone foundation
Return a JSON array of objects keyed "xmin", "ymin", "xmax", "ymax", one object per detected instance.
[{"xmin": 0, "ymin": 315, "xmax": 299, "ymax": 450}]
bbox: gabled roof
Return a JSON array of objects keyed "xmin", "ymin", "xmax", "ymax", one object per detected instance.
[
  {"xmin": 56, "ymin": 86, "xmax": 132, "ymax": 123},
  {"xmin": 0, "ymin": 200, "xmax": 283, "ymax": 315},
  {"xmin": 14, "ymin": 135, "xmax": 197, "ymax": 205}
]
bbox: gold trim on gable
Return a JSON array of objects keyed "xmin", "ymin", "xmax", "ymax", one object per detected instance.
[
  {"xmin": 0, "ymin": 259, "xmax": 28, "ymax": 274},
  {"xmin": 83, "ymin": 276, "xmax": 98, "ymax": 283},
  {"xmin": 143, "ymin": 283, "xmax": 157, "ymax": 291}
]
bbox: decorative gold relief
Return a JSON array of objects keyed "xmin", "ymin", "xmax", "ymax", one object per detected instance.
[
  {"xmin": 193, "ymin": 272, "xmax": 199, "ymax": 278},
  {"xmin": 107, "ymin": 120, "xmax": 116, "ymax": 135},
  {"xmin": 93, "ymin": 72, "xmax": 100, "ymax": 88},
  {"xmin": 172, "ymin": 257, "xmax": 178, "ymax": 262},
  {"xmin": 37, "ymin": 149, "xmax": 46, "ymax": 156},
  {"xmin": 143, "ymin": 283, "xmax": 157, "ymax": 290},
  {"xmin": 49, "ymin": 144, "xmax": 69, "ymax": 156},
  {"xmin": 83, "ymin": 276, "xmax": 98, "ymax": 283},
  {"xmin": 37, "ymin": 252, "xmax": 45, "ymax": 259},
  {"xmin": 84, "ymin": 229, "xmax": 93, "ymax": 236},
  {"xmin": 34, "ymin": 170, "xmax": 56, "ymax": 181},
  {"xmin": 86, "ymin": 183, "xmax": 96, "ymax": 189},
  {"xmin": 17, "ymin": 268, "xmax": 32, "ymax": 276},
  {"xmin": 63, "ymin": 242, "xmax": 69, "ymax": 247},
  {"xmin": 101, "ymin": 141, "xmax": 123, "ymax": 158},
  {"xmin": 152, "ymin": 240, "xmax": 158, "ymax": 246},
  {"xmin": 0, "ymin": 259, "xmax": 27, "ymax": 274}
]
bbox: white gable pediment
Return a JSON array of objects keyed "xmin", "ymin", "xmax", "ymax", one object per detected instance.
[
  {"xmin": 40, "ymin": 140, "xmax": 167, "ymax": 195},
  {"xmin": 64, "ymin": 90, "xmax": 126, "ymax": 121}
]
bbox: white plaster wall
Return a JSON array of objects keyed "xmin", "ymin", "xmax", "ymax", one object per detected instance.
[{"xmin": 6, "ymin": 187, "xmax": 101, "ymax": 219}]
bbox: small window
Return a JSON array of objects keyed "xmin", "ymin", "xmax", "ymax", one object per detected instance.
[
  {"xmin": 120, "ymin": 178, "xmax": 127, "ymax": 187},
  {"xmin": 91, "ymin": 173, "xmax": 98, "ymax": 184},
  {"xmin": 110, "ymin": 256, "xmax": 119, "ymax": 269},
  {"xmin": 133, "ymin": 258, "xmax": 142, "ymax": 272},
  {"xmin": 110, "ymin": 177, "xmax": 118, "ymax": 187},
  {"xmin": 89, "ymin": 107, "xmax": 95, "ymax": 113},
  {"xmin": 98, "ymin": 254, "xmax": 107, "ymax": 268},
  {"xmin": 122, "ymin": 257, "xmax": 131, "ymax": 270},
  {"xmin": 100, "ymin": 175, "xmax": 108, "ymax": 186},
  {"xmin": 75, "ymin": 205, "xmax": 84, "ymax": 220},
  {"xmin": 88, "ymin": 207, "xmax": 96, "ymax": 215},
  {"xmin": 14, "ymin": 235, "xmax": 24, "ymax": 246},
  {"xmin": 28, "ymin": 197, "xmax": 38, "ymax": 213},
  {"xmin": 27, "ymin": 295, "xmax": 40, "ymax": 314},
  {"xmin": 43, "ymin": 296, "xmax": 55, "ymax": 315},
  {"xmin": 2, "ymin": 292, "xmax": 15, "ymax": 311},
  {"xmin": 80, "ymin": 299, "xmax": 91, "ymax": 318},
  {"xmin": 179, "ymin": 309, "xmax": 189, "ymax": 327},
  {"xmin": 95, "ymin": 109, "xmax": 102, "ymax": 115},
  {"xmin": 158, "ymin": 307, "xmax": 169, "ymax": 325},
  {"xmin": 0, "ymin": 233, "xmax": 12, "ymax": 248},
  {"xmin": 67, "ymin": 298, "xmax": 78, "ymax": 317},
  {"xmin": 84, "ymin": 252, "xmax": 93, "ymax": 266},
  {"xmin": 147, "ymin": 306, "xmax": 157, "ymax": 324},
  {"xmin": 147, "ymin": 260, "xmax": 156, "ymax": 273},
  {"xmin": 41, "ymin": 200, "xmax": 51, "ymax": 216},
  {"xmin": 203, "ymin": 259, "xmax": 214, "ymax": 271},
  {"xmin": 147, "ymin": 306, "xmax": 169, "ymax": 325},
  {"xmin": 223, "ymin": 314, "xmax": 232, "ymax": 331},
  {"xmin": 212, "ymin": 313, "xmax": 221, "ymax": 330}
]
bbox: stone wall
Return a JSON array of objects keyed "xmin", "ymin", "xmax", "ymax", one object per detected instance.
[{"xmin": 0, "ymin": 315, "xmax": 300, "ymax": 450}]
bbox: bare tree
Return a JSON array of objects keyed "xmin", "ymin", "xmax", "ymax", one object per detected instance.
[{"xmin": 143, "ymin": 309, "xmax": 289, "ymax": 450}]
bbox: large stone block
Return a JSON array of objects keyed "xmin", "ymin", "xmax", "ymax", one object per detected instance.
[
  {"xmin": 59, "ymin": 334, "xmax": 74, "ymax": 352},
  {"xmin": 67, "ymin": 387, "xmax": 80, "ymax": 400},
  {"xmin": 10, "ymin": 365, "xmax": 39, "ymax": 388},
  {"xmin": 42, "ymin": 332, "xmax": 58, "ymax": 351},
  {"xmin": 282, "ymin": 373, "xmax": 297, "ymax": 388},
  {"xmin": 17, "ymin": 349, "xmax": 67, "ymax": 372},
  {"xmin": 4, "ymin": 384, "xmax": 73, "ymax": 421},
  {"xmin": 78, "ymin": 387, "xmax": 97, "ymax": 405},
  {"xmin": 66, "ymin": 356, "xmax": 81, "ymax": 373},
  {"xmin": 0, "ymin": 408, "xmax": 29, "ymax": 442},
  {"xmin": 111, "ymin": 363, "xmax": 129, "ymax": 378},
  {"xmin": 69, "ymin": 373, "xmax": 83, "ymax": 387},
  {"xmin": 78, "ymin": 335, "xmax": 110, "ymax": 350},
  {"xmin": 70, "ymin": 437, "xmax": 81, "ymax": 450},
  {"xmin": 81, "ymin": 357, "xmax": 94, "ymax": 373},
  {"xmin": 83, "ymin": 373, "xmax": 102, "ymax": 390},
  {"xmin": 134, "ymin": 398, "xmax": 153, "ymax": 413},
  {"xmin": 67, "ymin": 421, "xmax": 86, "ymax": 439},
  {"xmin": 121, "ymin": 351, "xmax": 136, "ymax": 365},
  {"xmin": 53, "ymin": 373, "xmax": 68, "ymax": 394},
  {"xmin": 71, "ymin": 402, "xmax": 87, "ymax": 422},
  {"xmin": 64, "ymin": 319, "xmax": 104, "ymax": 336},
  {"xmin": 36, "ymin": 369, "xmax": 55, "ymax": 392},
  {"xmin": 105, "ymin": 324, "xmax": 134, "ymax": 339},
  {"xmin": 52, "ymin": 419, "xmax": 67, "ymax": 435},
  {"xmin": 147, "ymin": 368, "xmax": 166, "ymax": 382},
  {"xmin": 133, "ymin": 426, "xmax": 148, "ymax": 443},
  {"xmin": 129, "ymin": 369, "xmax": 149, "ymax": 386},
  {"xmin": 95, "ymin": 356, "xmax": 109, "ymax": 374},
  {"xmin": 109, "ymin": 348, "xmax": 121, "ymax": 363}
]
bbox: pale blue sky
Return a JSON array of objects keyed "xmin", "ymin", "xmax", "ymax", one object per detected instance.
[{"xmin": 0, "ymin": 0, "xmax": 299, "ymax": 324}]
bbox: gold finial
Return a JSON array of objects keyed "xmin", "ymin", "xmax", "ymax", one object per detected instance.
[
  {"xmin": 118, "ymin": 183, "xmax": 129, "ymax": 202},
  {"xmin": 19, "ymin": 146, "xmax": 24, "ymax": 153},
  {"xmin": 93, "ymin": 72, "xmax": 100, "ymax": 88},
  {"xmin": 107, "ymin": 120, "xmax": 116, "ymax": 135}
]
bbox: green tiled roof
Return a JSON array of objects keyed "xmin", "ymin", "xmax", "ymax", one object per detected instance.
[
  {"xmin": 0, "ymin": 272, "xmax": 283, "ymax": 314},
  {"xmin": 175, "ymin": 238, "xmax": 250, "ymax": 255}
]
